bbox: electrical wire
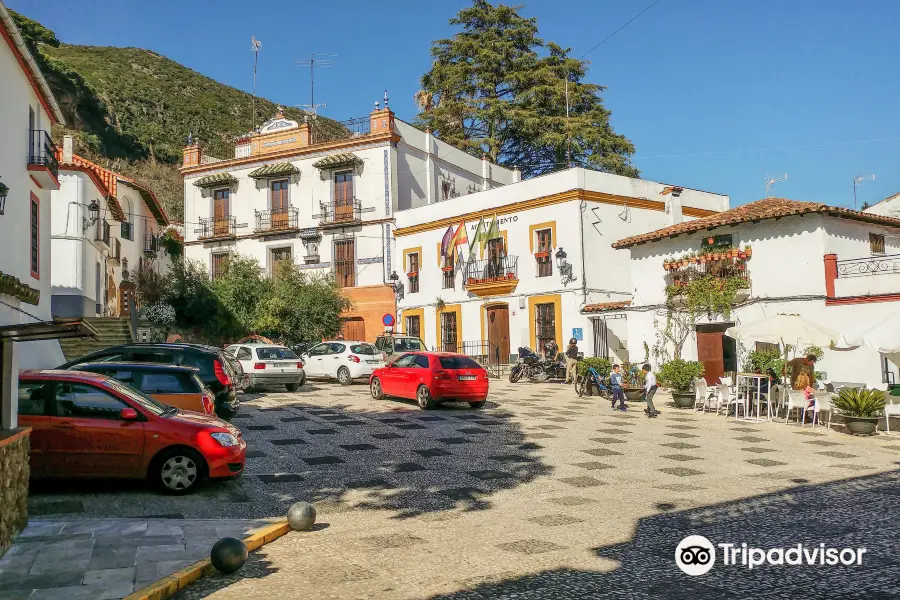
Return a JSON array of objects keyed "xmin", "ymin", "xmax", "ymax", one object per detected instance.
[
  {"xmin": 579, "ymin": 0, "xmax": 665, "ymax": 59},
  {"xmin": 0, "ymin": 298, "xmax": 53, "ymax": 325},
  {"xmin": 633, "ymin": 136, "xmax": 900, "ymax": 161}
]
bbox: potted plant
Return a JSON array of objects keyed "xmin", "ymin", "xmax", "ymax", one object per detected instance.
[
  {"xmin": 659, "ymin": 359, "xmax": 705, "ymax": 408},
  {"xmin": 743, "ymin": 245, "xmax": 752, "ymax": 258},
  {"xmin": 728, "ymin": 247, "xmax": 740, "ymax": 258},
  {"xmin": 833, "ymin": 388, "xmax": 886, "ymax": 436}
]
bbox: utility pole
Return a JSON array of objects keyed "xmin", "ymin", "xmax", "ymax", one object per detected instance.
[
  {"xmin": 852, "ymin": 174, "xmax": 875, "ymax": 210},
  {"xmin": 565, "ymin": 77, "xmax": 572, "ymax": 168},
  {"xmin": 251, "ymin": 37, "xmax": 262, "ymax": 129}
]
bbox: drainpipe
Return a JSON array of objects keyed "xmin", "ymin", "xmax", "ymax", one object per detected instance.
[{"xmin": 425, "ymin": 128, "xmax": 434, "ymax": 204}]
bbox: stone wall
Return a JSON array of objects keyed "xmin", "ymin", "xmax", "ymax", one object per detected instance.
[{"xmin": 0, "ymin": 428, "xmax": 30, "ymax": 557}]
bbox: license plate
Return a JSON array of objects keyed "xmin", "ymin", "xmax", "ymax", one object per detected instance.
[
  {"xmin": 277, "ymin": 362, "xmax": 293, "ymax": 368},
  {"xmin": 458, "ymin": 375, "xmax": 476, "ymax": 381},
  {"xmin": 366, "ymin": 360, "xmax": 379, "ymax": 364}
]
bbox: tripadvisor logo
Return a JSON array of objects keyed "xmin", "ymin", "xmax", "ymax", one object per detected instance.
[{"xmin": 675, "ymin": 536, "xmax": 867, "ymax": 575}]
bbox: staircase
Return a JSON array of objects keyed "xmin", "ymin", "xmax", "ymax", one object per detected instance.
[{"xmin": 58, "ymin": 317, "xmax": 133, "ymax": 362}]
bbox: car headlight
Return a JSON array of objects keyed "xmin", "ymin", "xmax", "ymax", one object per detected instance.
[{"xmin": 210, "ymin": 432, "xmax": 239, "ymax": 447}]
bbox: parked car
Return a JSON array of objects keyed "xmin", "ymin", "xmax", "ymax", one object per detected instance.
[
  {"xmin": 69, "ymin": 363, "xmax": 215, "ymax": 415},
  {"xmin": 59, "ymin": 343, "xmax": 240, "ymax": 420},
  {"xmin": 225, "ymin": 343, "xmax": 306, "ymax": 391},
  {"xmin": 374, "ymin": 334, "xmax": 428, "ymax": 364},
  {"xmin": 301, "ymin": 340, "xmax": 384, "ymax": 385},
  {"xmin": 369, "ymin": 352, "xmax": 489, "ymax": 409},
  {"xmin": 18, "ymin": 370, "xmax": 246, "ymax": 494}
]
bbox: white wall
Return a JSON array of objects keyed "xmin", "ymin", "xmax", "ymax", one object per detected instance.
[{"xmin": 865, "ymin": 194, "xmax": 900, "ymax": 219}]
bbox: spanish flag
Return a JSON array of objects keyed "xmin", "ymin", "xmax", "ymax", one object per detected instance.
[{"xmin": 449, "ymin": 221, "xmax": 468, "ymax": 249}]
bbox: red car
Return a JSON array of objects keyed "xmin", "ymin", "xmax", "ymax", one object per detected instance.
[
  {"xmin": 369, "ymin": 352, "xmax": 489, "ymax": 409},
  {"xmin": 17, "ymin": 370, "xmax": 246, "ymax": 494}
]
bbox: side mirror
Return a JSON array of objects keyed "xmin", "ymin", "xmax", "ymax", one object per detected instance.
[{"xmin": 121, "ymin": 407, "xmax": 138, "ymax": 420}]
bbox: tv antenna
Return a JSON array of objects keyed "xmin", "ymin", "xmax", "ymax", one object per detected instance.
[
  {"xmin": 764, "ymin": 173, "xmax": 788, "ymax": 197},
  {"xmin": 852, "ymin": 173, "xmax": 875, "ymax": 210},
  {"xmin": 250, "ymin": 36, "xmax": 262, "ymax": 128},
  {"xmin": 292, "ymin": 53, "xmax": 337, "ymax": 111}
]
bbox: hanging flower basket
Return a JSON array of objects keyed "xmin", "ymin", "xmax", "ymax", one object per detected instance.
[
  {"xmin": 441, "ymin": 266, "xmax": 454, "ymax": 272},
  {"xmin": 534, "ymin": 251, "xmax": 550, "ymax": 258},
  {"xmin": 407, "ymin": 271, "xmax": 418, "ymax": 277},
  {"xmin": 699, "ymin": 255, "xmax": 707, "ymax": 264},
  {"xmin": 744, "ymin": 247, "xmax": 753, "ymax": 258},
  {"xmin": 663, "ymin": 262, "xmax": 672, "ymax": 271},
  {"xmin": 507, "ymin": 272, "xmax": 516, "ymax": 279},
  {"xmin": 729, "ymin": 249, "xmax": 739, "ymax": 258},
  {"xmin": 706, "ymin": 237, "xmax": 715, "ymax": 245}
]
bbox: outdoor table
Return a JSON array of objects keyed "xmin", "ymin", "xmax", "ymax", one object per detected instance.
[{"xmin": 736, "ymin": 372, "xmax": 769, "ymax": 422}]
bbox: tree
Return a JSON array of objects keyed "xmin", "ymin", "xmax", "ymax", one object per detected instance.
[
  {"xmin": 211, "ymin": 254, "xmax": 267, "ymax": 333},
  {"xmin": 415, "ymin": 0, "xmax": 638, "ymax": 178},
  {"xmin": 164, "ymin": 259, "xmax": 244, "ymax": 343}
]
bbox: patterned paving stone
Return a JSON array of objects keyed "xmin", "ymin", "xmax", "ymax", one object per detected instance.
[
  {"xmin": 244, "ymin": 450, "xmax": 267, "ymax": 458},
  {"xmin": 439, "ymin": 487, "xmax": 487, "ymax": 500},
  {"xmin": 378, "ymin": 418, "xmax": 408, "ymax": 424},
  {"xmin": 666, "ymin": 425, "xmax": 699, "ymax": 430},
  {"xmin": 664, "ymin": 432, "xmax": 700, "ymax": 439},
  {"xmin": 517, "ymin": 442, "xmax": 544, "ymax": 450},
  {"xmin": 359, "ymin": 534, "xmax": 426, "ymax": 549},
  {"xmin": 269, "ymin": 439, "xmax": 307, "ymax": 446},
  {"xmin": 489, "ymin": 454, "xmax": 533, "ymax": 464},
  {"xmin": 257, "ymin": 473, "xmax": 304, "ymax": 484},
  {"xmin": 394, "ymin": 423, "xmax": 427, "ymax": 430},
  {"xmin": 660, "ymin": 454, "xmax": 703, "ymax": 462},
  {"xmin": 371, "ymin": 432, "xmax": 404, "ymax": 440},
  {"xmin": 803, "ymin": 440, "xmax": 843, "ymax": 446},
  {"xmin": 572, "ymin": 461, "xmax": 614, "ymax": 471},
  {"xmin": 596, "ymin": 428, "xmax": 633, "ymax": 435},
  {"xmin": 734, "ymin": 436, "xmax": 770, "ymax": 443},
  {"xmin": 526, "ymin": 433, "xmax": 557, "ymax": 439},
  {"xmin": 340, "ymin": 444, "xmax": 379, "ymax": 451},
  {"xmin": 582, "ymin": 448, "xmax": 623, "ymax": 457},
  {"xmin": 659, "ymin": 442, "xmax": 701, "ymax": 450},
  {"xmin": 413, "ymin": 415, "xmax": 446, "ymax": 422},
  {"xmin": 534, "ymin": 424, "xmax": 567, "ymax": 430},
  {"xmin": 306, "ymin": 428, "xmax": 338, "ymax": 435},
  {"xmin": 545, "ymin": 496, "xmax": 597, "ymax": 506},
  {"xmin": 258, "ymin": 407, "xmax": 284, "ymax": 412},
  {"xmin": 468, "ymin": 470, "xmax": 515, "ymax": 481},
  {"xmin": 457, "ymin": 427, "xmax": 491, "ymax": 434},
  {"xmin": 388, "ymin": 462, "xmax": 428, "ymax": 473},
  {"xmin": 730, "ymin": 427, "xmax": 764, "ymax": 433},
  {"xmin": 280, "ymin": 416, "xmax": 309, "ymax": 422},
  {"xmin": 301, "ymin": 456, "xmax": 345, "ymax": 466},
  {"xmin": 589, "ymin": 437, "xmax": 628, "ymax": 444},
  {"xmin": 246, "ymin": 425, "xmax": 276, "ymax": 431},
  {"xmin": 414, "ymin": 448, "xmax": 453, "ymax": 458},
  {"xmin": 527, "ymin": 514, "xmax": 585, "ymax": 526},
  {"xmin": 816, "ymin": 451, "xmax": 859, "ymax": 459},
  {"xmin": 793, "ymin": 430, "xmax": 826, "ymax": 436},
  {"xmin": 655, "ymin": 483, "xmax": 704, "ymax": 491},
  {"xmin": 346, "ymin": 478, "xmax": 395, "ymax": 490},
  {"xmin": 558, "ymin": 476, "xmax": 605, "ymax": 488},
  {"xmin": 437, "ymin": 437, "xmax": 474, "ymax": 445},
  {"xmin": 544, "ymin": 417, "xmax": 575, "ymax": 423},
  {"xmin": 741, "ymin": 447, "xmax": 777, "ymax": 454},
  {"xmin": 658, "ymin": 467, "xmax": 705, "ymax": 477},
  {"xmin": 746, "ymin": 458, "xmax": 788, "ymax": 467},
  {"xmin": 496, "ymin": 539, "xmax": 566, "ymax": 554}
]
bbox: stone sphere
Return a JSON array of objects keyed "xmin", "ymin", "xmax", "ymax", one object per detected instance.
[
  {"xmin": 210, "ymin": 537, "xmax": 248, "ymax": 574},
  {"xmin": 287, "ymin": 501, "xmax": 317, "ymax": 531}
]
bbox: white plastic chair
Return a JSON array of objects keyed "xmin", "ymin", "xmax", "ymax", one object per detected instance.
[
  {"xmin": 694, "ymin": 378, "xmax": 715, "ymax": 412},
  {"xmin": 806, "ymin": 392, "xmax": 833, "ymax": 429},
  {"xmin": 762, "ymin": 384, "xmax": 782, "ymax": 420},
  {"xmin": 784, "ymin": 390, "xmax": 808, "ymax": 425},
  {"xmin": 718, "ymin": 384, "xmax": 746, "ymax": 419},
  {"xmin": 883, "ymin": 402, "xmax": 900, "ymax": 434}
]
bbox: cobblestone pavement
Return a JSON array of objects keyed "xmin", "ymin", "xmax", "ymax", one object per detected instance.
[
  {"xmin": 0, "ymin": 518, "xmax": 273, "ymax": 599},
  {"xmin": 16, "ymin": 379, "xmax": 900, "ymax": 598}
]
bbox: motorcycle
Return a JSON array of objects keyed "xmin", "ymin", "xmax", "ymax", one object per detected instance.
[{"xmin": 508, "ymin": 347, "xmax": 567, "ymax": 383}]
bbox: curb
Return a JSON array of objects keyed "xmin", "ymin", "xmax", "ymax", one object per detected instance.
[{"xmin": 124, "ymin": 520, "xmax": 292, "ymax": 600}]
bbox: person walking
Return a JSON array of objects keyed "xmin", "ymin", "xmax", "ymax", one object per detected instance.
[
  {"xmin": 564, "ymin": 338, "xmax": 579, "ymax": 384},
  {"xmin": 642, "ymin": 364, "xmax": 660, "ymax": 418},
  {"xmin": 610, "ymin": 364, "xmax": 627, "ymax": 411}
]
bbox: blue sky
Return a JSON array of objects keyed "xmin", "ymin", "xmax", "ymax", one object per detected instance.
[{"xmin": 10, "ymin": 0, "xmax": 899, "ymax": 208}]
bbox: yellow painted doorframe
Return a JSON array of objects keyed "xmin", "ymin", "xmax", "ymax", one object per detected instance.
[
  {"xmin": 401, "ymin": 307, "xmax": 424, "ymax": 336},
  {"xmin": 480, "ymin": 301, "xmax": 510, "ymax": 342},
  {"xmin": 528, "ymin": 294, "xmax": 563, "ymax": 350},
  {"xmin": 435, "ymin": 303, "xmax": 463, "ymax": 352}
]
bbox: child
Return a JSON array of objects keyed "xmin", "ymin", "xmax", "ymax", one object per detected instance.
[
  {"xmin": 642, "ymin": 364, "xmax": 660, "ymax": 418},
  {"xmin": 794, "ymin": 367, "xmax": 815, "ymax": 407},
  {"xmin": 610, "ymin": 364, "xmax": 626, "ymax": 411}
]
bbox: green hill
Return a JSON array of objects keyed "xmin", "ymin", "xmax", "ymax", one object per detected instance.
[{"xmin": 10, "ymin": 10, "xmax": 341, "ymax": 222}]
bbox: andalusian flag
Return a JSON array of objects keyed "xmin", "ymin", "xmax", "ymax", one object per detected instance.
[
  {"xmin": 481, "ymin": 215, "xmax": 500, "ymax": 253},
  {"xmin": 468, "ymin": 217, "xmax": 485, "ymax": 261},
  {"xmin": 440, "ymin": 225, "xmax": 454, "ymax": 260}
]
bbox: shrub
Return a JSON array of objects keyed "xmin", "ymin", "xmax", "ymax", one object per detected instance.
[
  {"xmin": 743, "ymin": 348, "xmax": 784, "ymax": 379},
  {"xmin": 658, "ymin": 359, "xmax": 705, "ymax": 393},
  {"xmin": 833, "ymin": 388, "xmax": 886, "ymax": 418},
  {"xmin": 576, "ymin": 357, "xmax": 611, "ymax": 378},
  {"xmin": 143, "ymin": 302, "xmax": 175, "ymax": 327}
]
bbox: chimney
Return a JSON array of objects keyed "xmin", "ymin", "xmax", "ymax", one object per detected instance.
[
  {"xmin": 823, "ymin": 254, "xmax": 837, "ymax": 298},
  {"xmin": 661, "ymin": 186, "xmax": 684, "ymax": 226},
  {"xmin": 62, "ymin": 135, "xmax": 74, "ymax": 164},
  {"xmin": 512, "ymin": 166, "xmax": 521, "ymax": 183},
  {"xmin": 481, "ymin": 154, "xmax": 490, "ymax": 191}
]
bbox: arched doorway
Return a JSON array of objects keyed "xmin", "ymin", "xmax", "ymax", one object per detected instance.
[{"xmin": 484, "ymin": 303, "xmax": 510, "ymax": 366}]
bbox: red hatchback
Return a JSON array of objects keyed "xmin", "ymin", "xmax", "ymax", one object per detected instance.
[
  {"xmin": 18, "ymin": 370, "xmax": 246, "ymax": 494},
  {"xmin": 369, "ymin": 352, "xmax": 489, "ymax": 409}
]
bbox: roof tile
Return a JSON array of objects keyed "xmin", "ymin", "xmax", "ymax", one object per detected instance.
[{"xmin": 582, "ymin": 301, "xmax": 631, "ymax": 314}]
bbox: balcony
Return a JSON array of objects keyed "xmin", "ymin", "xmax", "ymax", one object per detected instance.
[
  {"xmin": 464, "ymin": 255, "xmax": 519, "ymax": 296},
  {"xmin": 834, "ymin": 254, "xmax": 900, "ymax": 299},
  {"xmin": 95, "ymin": 219, "xmax": 110, "ymax": 249},
  {"xmin": 28, "ymin": 129, "xmax": 60, "ymax": 189},
  {"xmin": 255, "ymin": 207, "xmax": 299, "ymax": 233},
  {"xmin": 197, "ymin": 216, "xmax": 237, "ymax": 240},
  {"xmin": 316, "ymin": 199, "xmax": 362, "ymax": 228},
  {"xmin": 143, "ymin": 233, "xmax": 158, "ymax": 255},
  {"xmin": 664, "ymin": 251, "xmax": 751, "ymax": 303},
  {"xmin": 109, "ymin": 238, "xmax": 122, "ymax": 264}
]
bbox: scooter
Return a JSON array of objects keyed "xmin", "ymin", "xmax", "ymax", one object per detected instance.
[{"xmin": 508, "ymin": 347, "xmax": 567, "ymax": 383}]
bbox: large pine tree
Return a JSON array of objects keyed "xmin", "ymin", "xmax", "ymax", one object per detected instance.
[{"xmin": 415, "ymin": 1, "xmax": 638, "ymax": 179}]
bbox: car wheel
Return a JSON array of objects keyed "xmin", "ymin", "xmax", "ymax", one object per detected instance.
[
  {"xmin": 469, "ymin": 400, "xmax": 486, "ymax": 409},
  {"xmin": 416, "ymin": 385, "xmax": 437, "ymax": 410},
  {"xmin": 337, "ymin": 366, "xmax": 352, "ymax": 386},
  {"xmin": 285, "ymin": 383, "xmax": 300, "ymax": 392},
  {"xmin": 299, "ymin": 373, "xmax": 307, "ymax": 387},
  {"xmin": 370, "ymin": 377, "xmax": 385, "ymax": 399},
  {"xmin": 153, "ymin": 448, "xmax": 206, "ymax": 495}
]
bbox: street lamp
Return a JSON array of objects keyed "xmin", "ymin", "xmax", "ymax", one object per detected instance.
[
  {"xmin": 555, "ymin": 247, "xmax": 577, "ymax": 286},
  {"xmin": 389, "ymin": 270, "xmax": 404, "ymax": 301},
  {"xmin": 0, "ymin": 177, "xmax": 8, "ymax": 216},
  {"xmin": 82, "ymin": 199, "xmax": 100, "ymax": 232}
]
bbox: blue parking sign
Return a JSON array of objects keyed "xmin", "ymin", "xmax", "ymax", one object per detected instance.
[{"xmin": 572, "ymin": 328, "xmax": 583, "ymax": 341}]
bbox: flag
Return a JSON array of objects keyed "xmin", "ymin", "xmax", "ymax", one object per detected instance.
[
  {"xmin": 481, "ymin": 214, "xmax": 499, "ymax": 253},
  {"xmin": 468, "ymin": 217, "xmax": 485, "ymax": 261},
  {"xmin": 440, "ymin": 225, "xmax": 454, "ymax": 259},
  {"xmin": 448, "ymin": 221, "xmax": 468, "ymax": 258}
]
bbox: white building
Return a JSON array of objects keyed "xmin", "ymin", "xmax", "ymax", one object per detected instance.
[
  {"xmin": 392, "ymin": 168, "xmax": 729, "ymax": 365},
  {"xmin": 50, "ymin": 139, "xmax": 172, "ymax": 319},
  {"xmin": 865, "ymin": 192, "xmax": 900, "ymax": 219},
  {"xmin": 181, "ymin": 99, "xmax": 514, "ymax": 342},
  {"xmin": 607, "ymin": 197, "xmax": 900, "ymax": 389}
]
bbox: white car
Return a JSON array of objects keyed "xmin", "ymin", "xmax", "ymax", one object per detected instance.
[
  {"xmin": 301, "ymin": 340, "xmax": 384, "ymax": 385},
  {"xmin": 225, "ymin": 343, "xmax": 306, "ymax": 391}
]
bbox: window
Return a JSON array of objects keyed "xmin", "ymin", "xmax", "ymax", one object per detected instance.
[
  {"xmin": 392, "ymin": 353, "xmax": 417, "ymax": 368},
  {"xmin": 442, "ymin": 255, "xmax": 455, "ymax": 290},
  {"xmin": 535, "ymin": 302, "xmax": 556, "ymax": 351},
  {"xmin": 55, "ymin": 383, "xmax": 128, "ymax": 420},
  {"xmin": 211, "ymin": 253, "xmax": 228, "ymax": 280},
  {"xmin": 256, "ymin": 347, "xmax": 299, "ymax": 360},
  {"xmin": 870, "ymin": 233, "xmax": 886, "ymax": 255},
  {"xmin": 486, "ymin": 238, "xmax": 505, "ymax": 278},
  {"xmin": 755, "ymin": 341, "xmax": 779, "ymax": 353},
  {"xmin": 121, "ymin": 196, "xmax": 134, "ymax": 240},
  {"xmin": 271, "ymin": 179, "xmax": 289, "ymax": 208},
  {"xmin": 438, "ymin": 356, "xmax": 480, "ymax": 369},
  {"xmin": 405, "ymin": 315, "xmax": 421, "ymax": 339},
  {"xmin": 536, "ymin": 228, "xmax": 552, "ymax": 277},
  {"xmin": 407, "ymin": 252, "xmax": 420, "ymax": 293},
  {"xmin": 441, "ymin": 311, "xmax": 458, "ymax": 352},
  {"xmin": 395, "ymin": 337, "xmax": 425, "ymax": 352},
  {"xmin": 128, "ymin": 351, "xmax": 176, "ymax": 364},
  {"xmin": 30, "ymin": 193, "xmax": 39, "ymax": 278},
  {"xmin": 307, "ymin": 343, "xmax": 330, "ymax": 356},
  {"xmin": 139, "ymin": 373, "xmax": 187, "ymax": 394},
  {"xmin": 350, "ymin": 343, "xmax": 377, "ymax": 355},
  {"xmin": 18, "ymin": 381, "xmax": 53, "ymax": 416},
  {"xmin": 269, "ymin": 246, "xmax": 292, "ymax": 273},
  {"xmin": 236, "ymin": 347, "xmax": 252, "ymax": 360},
  {"xmin": 333, "ymin": 171, "xmax": 354, "ymax": 222},
  {"xmin": 328, "ymin": 342, "xmax": 347, "ymax": 354},
  {"xmin": 413, "ymin": 355, "xmax": 430, "ymax": 369},
  {"xmin": 334, "ymin": 239, "xmax": 356, "ymax": 287},
  {"xmin": 213, "ymin": 188, "xmax": 230, "ymax": 235}
]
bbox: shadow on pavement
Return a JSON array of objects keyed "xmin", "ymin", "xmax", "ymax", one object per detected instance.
[
  {"xmin": 425, "ymin": 468, "xmax": 900, "ymax": 599},
  {"xmin": 171, "ymin": 551, "xmax": 279, "ymax": 600}
]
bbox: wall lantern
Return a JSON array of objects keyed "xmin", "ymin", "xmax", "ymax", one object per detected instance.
[
  {"xmin": 389, "ymin": 270, "xmax": 404, "ymax": 301},
  {"xmin": 0, "ymin": 177, "xmax": 8, "ymax": 215},
  {"xmin": 82, "ymin": 199, "xmax": 101, "ymax": 232},
  {"xmin": 555, "ymin": 247, "xmax": 577, "ymax": 287}
]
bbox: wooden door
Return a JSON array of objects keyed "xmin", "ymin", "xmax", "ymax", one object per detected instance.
[
  {"xmin": 334, "ymin": 172, "xmax": 353, "ymax": 221},
  {"xmin": 486, "ymin": 305, "xmax": 510, "ymax": 366},
  {"xmin": 213, "ymin": 189, "xmax": 229, "ymax": 235},
  {"xmin": 271, "ymin": 180, "xmax": 289, "ymax": 229},
  {"xmin": 342, "ymin": 317, "xmax": 366, "ymax": 341},
  {"xmin": 697, "ymin": 331, "xmax": 725, "ymax": 385}
]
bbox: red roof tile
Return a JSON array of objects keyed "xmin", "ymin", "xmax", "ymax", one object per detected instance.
[
  {"xmin": 582, "ymin": 301, "xmax": 631, "ymax": 313},
  {"xmin": 612, "ymin": 198, "xmax": 900, "ymax": 249}
]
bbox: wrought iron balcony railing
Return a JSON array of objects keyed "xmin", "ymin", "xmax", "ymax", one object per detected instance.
[
  {"xmin": 143, "ymin": 232, "xmax": 158, "ymax": 254},
  {"xmin": 836, "ymin": 254, "xmax": 900, "ymax": 278},
  {"xmin": 95, "ymin": 219, "xmax": 110, "ymax": 248},
  {"xmin": 28, "ymin": 129, "xmax": 59, "ymax": 180},
  {"xmin": 464, "ymin": 255, "xmax": 518, "ymax": 285},
  {"xmin": 255, "ymin": 207, "xmax": 299, "ymax": 232},
  {"xmin": 197, "ymin": 216, "xmax": 237, "ymax": 240},
  {"xmin": 317, "ymin": 198, "xmax": 362, "ymax": 227},
  {"xmin": 664, "ymin": 254, "xmax": 750, "ymax": 287}
]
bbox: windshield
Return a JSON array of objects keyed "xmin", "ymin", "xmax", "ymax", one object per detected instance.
[
  {"xmin": 394, "ymin": 338, "xmax": 425, "ymax": 352},
  {"xmin": 439, "ymin": 356, "xmax": 482, "ymax": 369},
  {"xmin": 104, "ymin": 378, "xmax": 169, "ymax": 416},
  {"xmin": 256, "ymin": 347, "xmax": 299, "ymax": 360}
]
